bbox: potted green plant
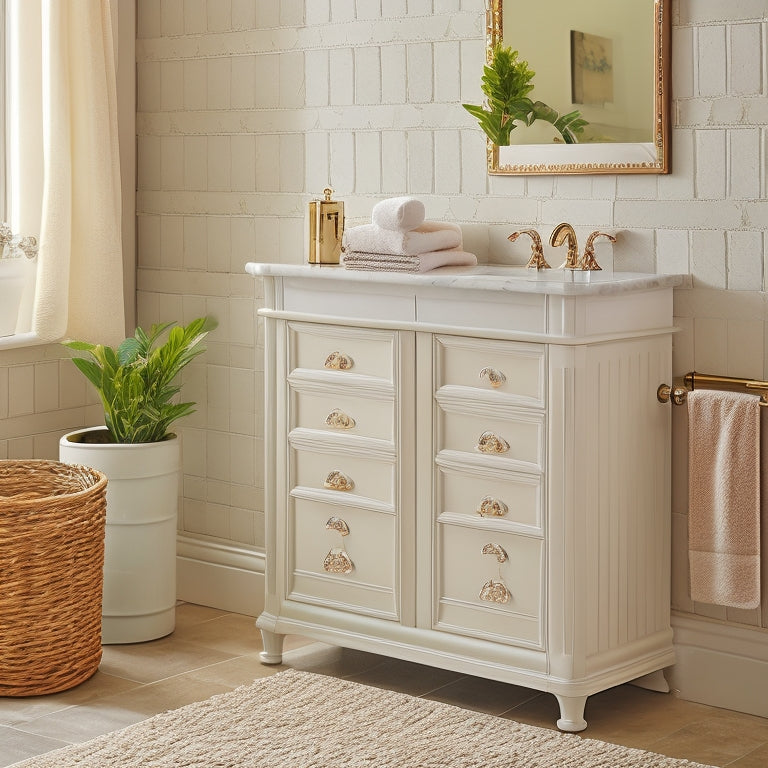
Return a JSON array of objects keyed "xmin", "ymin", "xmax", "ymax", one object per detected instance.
[
  {"xmin": 463, "ymin": 44, "xmax": 587, "ymax": 146},
  {"xmin": 59, "ymin": 316, "xmax": 216, "ymax": 644}
]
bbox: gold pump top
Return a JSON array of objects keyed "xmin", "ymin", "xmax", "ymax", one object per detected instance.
[{"xmin": 323, "ymin": 187, "xmax": 333, "ymax": 201}]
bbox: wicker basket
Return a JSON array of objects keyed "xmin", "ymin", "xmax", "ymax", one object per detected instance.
[{"xmin": 0, "ymin": 460, "xmax": 108, "ymax": 696}]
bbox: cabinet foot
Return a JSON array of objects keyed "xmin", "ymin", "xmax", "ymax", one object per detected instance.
[
  {"xmin": 555, "ymin": 694, "xmax": 588, "ymax": 732},
  {"xmin": 259, "ymin": 629, "xmax": 285, "ymax": 664},
  {"xmin": 629, "ymin": 669, "xmax": 670, "ymax": 693}
]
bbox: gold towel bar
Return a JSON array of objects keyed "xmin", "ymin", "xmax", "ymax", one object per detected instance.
[{"xmin": 658, "ymin": 371, "xmax": 768, "ymax": 407}]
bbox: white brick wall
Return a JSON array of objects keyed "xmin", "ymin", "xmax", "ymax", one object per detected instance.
[{"xmin": 3, "ymin": 2, "xmax": 768, "ymax": 633}]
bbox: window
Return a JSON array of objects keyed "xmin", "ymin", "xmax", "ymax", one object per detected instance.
[
  {"xmin": 0, "ymin": 0, "xmax": 41, "ymax": 346},
  {"xmin": 0, "ymin": 0, "xmax": 6, "ymax": 222}
]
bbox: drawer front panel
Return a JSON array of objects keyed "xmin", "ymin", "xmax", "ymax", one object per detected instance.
[
  {"xmin": 435, "ymin": 524, "xmax": 543, "ymax": 647},
  {"xmin": 292, "ymin": 449, "xmax": 395, "ymax": 505},
  {"xmin": 288, "ymin": 498, "xmax": 398, "ymax": 619},
  {"xmin": 292, "ymin": 390, "xmax": 395, "ymax": 441},
  {"xmin": 438, "ymin": 409, "xmax": 544, "ymax": 469},
  {"xmin": 289, "ymin": 323, "xmax": 396, "ymax": 381},
  {"xmin": 437, "ymin": 466, "xmax": 542, "ymax": 529},
  {"xmin": 436, "ymin": 336, "xmax": 545, "ymax": 405}
]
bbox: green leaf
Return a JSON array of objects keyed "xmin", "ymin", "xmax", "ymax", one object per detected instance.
[
  {"xmin": 62, "ymin": 340, "xmax": 97, "ymax": 352},
  {"xmin": 117, "ymin": 337, "xmax": 143, "ymax": 366},
  {"xmin": 70, "ymin": 357, "xmax": 103, "ymax": 390}
]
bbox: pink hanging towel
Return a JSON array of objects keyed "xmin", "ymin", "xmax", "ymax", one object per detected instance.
[{"xmin": 688, "ymin": 389, "xmax": 761, "ymax": 609}]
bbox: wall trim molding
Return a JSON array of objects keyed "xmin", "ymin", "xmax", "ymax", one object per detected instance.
[
  {"xmin": 669, "ymin": 612, "xmax": 768, "ymax": 718},
  {"xmin": 176, "ymin": 535, "xmax": 265, "ymax": 618}
]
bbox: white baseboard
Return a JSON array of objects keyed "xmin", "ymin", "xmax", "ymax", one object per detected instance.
[
  {"xmin": 669, "ymin": 612, "xmax": 768, "ymax": 718},
  {"xmin": 176, "ymin": 535, "xmax": 265, "ymax": 617}
]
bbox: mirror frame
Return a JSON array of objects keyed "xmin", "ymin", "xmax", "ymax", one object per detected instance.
[{"xmin": 486, "ymin": 0, "xmax": 670, "ymax": 175}]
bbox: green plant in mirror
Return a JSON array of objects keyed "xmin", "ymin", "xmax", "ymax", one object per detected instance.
[
  {"xmin": 63, "ymin": 316, "xmax": 217, "ymax": 444},
  {"xmin": 463, "ymin": 44, "xmax": 587, "ymax": 146}
]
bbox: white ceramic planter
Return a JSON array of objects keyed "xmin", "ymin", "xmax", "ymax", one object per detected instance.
[{"xmin": 59, "ymin": 427, "xmax": 181, "ymax": 644}]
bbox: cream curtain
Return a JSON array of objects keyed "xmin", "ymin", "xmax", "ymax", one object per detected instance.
[{"xmin": 29, "ymin": 0, "xmax": 125, "ymax": 344}]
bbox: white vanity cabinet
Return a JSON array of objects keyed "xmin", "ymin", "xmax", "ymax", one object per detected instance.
[{"xmin": 246, "ymin": 263, "xmax": 680, "ymax": 731}]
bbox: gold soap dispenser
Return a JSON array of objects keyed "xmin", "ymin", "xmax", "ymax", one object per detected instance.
[{"xmin": 309, "ymin": 188, "xmax": 344, "ymax": 264}]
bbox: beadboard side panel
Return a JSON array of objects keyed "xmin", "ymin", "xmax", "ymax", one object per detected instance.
[{"xmin": 547, "ymin": 335, "xmax": 674, "ymax": 681}]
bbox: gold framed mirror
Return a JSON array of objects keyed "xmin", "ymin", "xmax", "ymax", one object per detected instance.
[{"xmin": 485, "ymin": 0, "xmax": 670, "ymax": 175}]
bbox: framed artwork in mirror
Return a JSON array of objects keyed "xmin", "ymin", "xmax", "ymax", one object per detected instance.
[{"xmin": 484, "ymin": 0, "xmax": 670, "ymax": 175}]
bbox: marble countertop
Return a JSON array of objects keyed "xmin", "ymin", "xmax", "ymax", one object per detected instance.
[{"xmin": 245, "ymin": 262, "xmax": 684, "ymax": 296}]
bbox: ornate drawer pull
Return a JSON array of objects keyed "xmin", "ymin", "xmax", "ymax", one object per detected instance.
[
  {"xmin": 477, "ymin": 496, "xmax": 508, "ymax": 518},
  {"xmin": 325, "ymin": 516, "xmax": 350, "ymax": 536},
  {"xmin": 324, "ymin": 470, "xmax": 354, "ymax": 492},
  {"xmin": 323, "ymin": 549, "xmax": 354, "ymax": 574},
  {"xmin": 325, "ymin": 409, "xmax": 356, "ymax": 429},
  {"xmin": 479, "ymin": 579, "xmax": 511, "ymax": 604},
  {"xmin": 324, "ymin": 516, "xmax": 353, "ymax": 574},
  {"xmin": 482, "ymin": 543, "xmax": 509, "ymax": 563},
  {"xmin": 476, "ymin": 431, "xmax": 509, "ymax": 454},
  {"xmin": 480, "ymin": 543, "xmax": 511, "ymax": 603},
  {"xmin": 479, "ymin": 367, "xmax": 506, "ymax": 388},
  {"xmin": 324, "ymin": 351, "xmax": 354, "ymax": 370}
]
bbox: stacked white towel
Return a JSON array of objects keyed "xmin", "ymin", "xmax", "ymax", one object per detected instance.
[{"xmin": 342, "ymin": 197, "xmax": 477, "ymax": 273}]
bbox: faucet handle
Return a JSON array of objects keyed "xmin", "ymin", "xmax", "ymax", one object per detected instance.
[
  {"xmin": 508, "ymin": 229, "xmax": 551, "ymax": 270},
  {"xmin": 581, "ymin": 232, "xmax": 617, "ymax": 271}
]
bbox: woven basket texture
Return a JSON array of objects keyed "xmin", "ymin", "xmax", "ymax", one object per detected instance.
[{"xmin": 0, "ymin": 460, "xmax": 107, "ymax": 696}]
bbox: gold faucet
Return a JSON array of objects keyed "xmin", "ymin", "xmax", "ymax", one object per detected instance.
[
  {"xmin": 508, "ymin": 229, "xmax": 551, "ymax": 270},
  {"xmin": 581, "ymin": 232, "xmax": 617, "ymax": 271},
  {"xmin": 549, "ymin": 222, "xmax": 580, "ymax": 269}
]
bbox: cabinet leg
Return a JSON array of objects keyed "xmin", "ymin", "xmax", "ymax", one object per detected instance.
[
  {"xmin": 554, "ymin": 694, "xmax": 588, "ymax": 732},
  {"xmin": 259, "ymin": 629, "xmax": 285, "ymax": 665},
  {"xmin": 629, "ymin": 669, "xmax": 670, "ymax": 693}
]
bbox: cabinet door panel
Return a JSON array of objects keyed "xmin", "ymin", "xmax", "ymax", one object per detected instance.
[
  {"xmin": 434, "ymin": 524, "xmax": 543, "ymax": 647},
  {"xmin": 289, "ymin": 322, "xmax": 396, "ymax": 381},
  {"xmin": 435, "ymin": 336, "xmax": 545, "ymax": 406},
  {"xmin": 437, "ymin": 409, "xmax": 545, "ymax": 469},
  {"xmin": 437, "ymin": 465, "xmax": 542, "ymax": 530},
  {"xmin": 292, "ymin": 389, "xmax": 395, "ymax": 441},
  {"xmin": 292, "ymin": 449, "xmax": 395, "ymax": 505},
  {"xmin": 288, "ymin": 497, "xmax": 399, "ymax": 619}
]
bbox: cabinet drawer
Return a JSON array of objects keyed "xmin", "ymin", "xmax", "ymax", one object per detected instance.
[
  {"xmin": 437, "ymin": 408, "xmax": 545, "ymax": 469},
  {"xmin": 288, "ymin": 497, "xmax": 399, "ymax": 620},
  {"xmin": 288, "ymin": 322, "xmax": 396, "ymax": 381},
  {"xmin": 292, "ymin": 389, "xmax": 395, "ymax": 442},
  {"xmin": 435, "ymin": 523, "xmax": 543, "ymax": 647},
  {"xmin": 435, "ymin": 336, "xmax": 545, "ymax": 406},
  {"xmin": 436, "ymin": 464, "xmax": 542, "ymax": 530},
  {"xmin": 292, "ymin": 448, "xmax": 395, "ymax": 506}
]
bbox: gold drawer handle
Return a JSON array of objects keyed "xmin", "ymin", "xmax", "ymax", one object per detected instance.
[
  {"xmin": 324, "ymin": 351, "xmax": 354, "ymax": 370},
  {"xmin": 482, "ymin": 543, "xmax": 508, "ymax": 563},
  {"xmin": 479, "ymin": 579, "xmax": 511, "ymax": 604},
  {"xmin": 324, "ymin": 516, "xmax": 353, "ymax": 574},
  {"xmin": 479, "ymin": 542, "xmax": 511, "ymax": 603},
  {"xmin": 324, "ymin": 470, "xmax": 354, "ymax": 492},
  {"xmin": 323, "ymin": 549, "xmax": 354, "ymax": 574},
  {"xmin": 477, "ymin": 496, "xmax": 508, "ymax": 518},
  {"xmin": 325, "ymin": 516, "xmax": 350, "ymax": 536},
  {"xmin": 325, "ymin": 409, "xmax": 356, "ymax": 429},
  {"xmin": 479, "ymin": 367, "xmax": 506, "ymax": 388},
  {"xmin": 476, "ymin": 431, "xmax": 509, "ymax": 454}
]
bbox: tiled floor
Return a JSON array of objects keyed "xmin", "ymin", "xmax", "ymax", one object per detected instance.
[{"xmin": 1, "ymin": 603, "xmax": 767, "ymax": 767}]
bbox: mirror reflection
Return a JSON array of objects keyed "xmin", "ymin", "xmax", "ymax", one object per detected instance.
[{"xmin": 484, "ymin": 0, "xmax": 669, "ymax": 175}]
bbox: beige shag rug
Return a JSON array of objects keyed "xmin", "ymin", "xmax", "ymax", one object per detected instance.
[{"xmin": 15, "ymin": 668, "xmax": 713, "ymax": 768}]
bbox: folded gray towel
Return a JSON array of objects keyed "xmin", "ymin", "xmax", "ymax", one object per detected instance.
[{"xmin": 342, "ymin": 249, "xmax": 477, "ymax": 274}]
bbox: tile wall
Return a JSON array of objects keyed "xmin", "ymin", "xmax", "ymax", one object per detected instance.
[{"xmin": 1, "ymin": 1, "xmax": 767, "ymax": 633}]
